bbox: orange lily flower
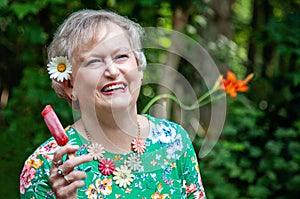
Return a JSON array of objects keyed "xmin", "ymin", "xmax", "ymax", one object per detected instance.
[{"xmin": 220, "ymin": 71, "xmax": 254, "ymax": 98}]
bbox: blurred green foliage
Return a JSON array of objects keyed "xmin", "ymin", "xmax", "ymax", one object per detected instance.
[
  {"xmin": 196, "ymin": 97, "xmax": 300, "ymax": 198},
  {"xmin": 1, "ymin": 67, "xmax": 72, "ymax": 197},
  {"xmin": 1, "ymin": 0, "xmax": 300, "ymax": 198}
]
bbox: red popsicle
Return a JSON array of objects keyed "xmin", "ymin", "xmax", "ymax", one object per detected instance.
[{"xmin": 42, "ymin": 105, "xmax": 69, "ymax": 146}]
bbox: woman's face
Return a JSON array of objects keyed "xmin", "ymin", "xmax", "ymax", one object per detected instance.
[{"xmin": 70, "ymin": 23, "xmax": 143, "ymax": 114}]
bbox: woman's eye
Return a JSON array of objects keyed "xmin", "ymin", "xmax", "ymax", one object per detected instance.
[
  {"xmin": 114, "ymin": 54, "xmax": 129, "ymax": 60},
  {"xmin": 86, "ymin": 59, "xmax": 103, "ymax": 66}
]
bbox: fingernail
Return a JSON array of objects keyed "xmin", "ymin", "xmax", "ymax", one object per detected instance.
[{"xmin": 67, "ymin": 153, "xmax": 76, "ymax": 159}]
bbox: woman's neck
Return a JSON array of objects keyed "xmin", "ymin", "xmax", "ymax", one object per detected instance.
[{"xmin": 75, "ymin": 107, "xmax": 142, "ymax": 153}]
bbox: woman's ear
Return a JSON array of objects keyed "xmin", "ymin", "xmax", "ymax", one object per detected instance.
[
  {"xmin": 134, "ymin": 51, "xmax": 147, "ymax": 70},
  {"xmin": 61, "ymin": 80, "xmax": 74, "ymax": 100}
]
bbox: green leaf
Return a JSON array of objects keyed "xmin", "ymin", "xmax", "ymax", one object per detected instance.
[
  {"xmin": 249, "ymin": 146, "xmax": 263, "ymax": 158},
  {"xmin": 248, "ymin": 185, "xmax": 271, "ymax": 198},
  {"xmin": 275, "ymin": 127, "xmax": 298, "ymax": 139},
  {"xmin": 288, "ymin": 141, "xmax": 300, "ymax": 158},
  {"xmin": 265, "ymin": 140, "xmax": 283, "ymax": 155},
  {"xmin": 286, "ymin": 174, "xmax": 300, "ymax": 191},
  {"xmin": 140, "ymin": 0, "xmax": 158, "ymax": 6},
  {"xmin": 10, "ymin": 2, "xmax": 40, "ymax": 19},
  {"xmin": 286, "ymin": 73, "xmax": 300, "ymax": 87},
  {"xmin": 240, "ymin": 169, "xmax": 256, "ymax": 183},
  {"xmin": 24, "ymin": 23, "xmax": 47, "ymax": 44},
  {"xmin": 0, "ymin": 0, "xmax": 8, "ymax": 8},
  {"xmin": 158, "ymin": 37, "xmax": 171, "ymax": 48}
]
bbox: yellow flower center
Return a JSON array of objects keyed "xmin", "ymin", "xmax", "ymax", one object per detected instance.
[{"xmin": 57, "ymin": 63, "xmax": 66, "ymax": 72}]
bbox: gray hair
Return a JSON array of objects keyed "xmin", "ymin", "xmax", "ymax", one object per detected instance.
[{"xmin": 47, "ymin": 9, "xmax": 147, "ymax": 107}]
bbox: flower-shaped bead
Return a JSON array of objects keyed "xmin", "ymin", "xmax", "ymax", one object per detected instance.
[
  {"xmin": 87, "ymin": 142, "xmax": 105, "ymax": 161},
  {"xmin": 125, "ymin": 153, "xmax": 143, "ymax": 172},
  {"xmin": 131, "ymin": 137, "xmax": 146, "ymax": 154},
  {"xmin": 113, "ymin": 165, "xmax": 134, "ymax": 188},
  {"xmin": 47, "ymin": 56, "xmax": 72, "ymax": 82},
  {"xmin": 99, "ymin": 158, "xmax": 115, "ymax": 176}
]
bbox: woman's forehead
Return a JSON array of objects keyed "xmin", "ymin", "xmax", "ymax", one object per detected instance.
[
  {"xmin": 73, "ymin": 23, "xmax": 132, "ymax": 62},
  {"xmin": 96, "ymin": 23, "xmax": 131, "ymax": 49},
  {"xmin": 74, "ymin": 22, "xmax": 131, "ymax": 56}
]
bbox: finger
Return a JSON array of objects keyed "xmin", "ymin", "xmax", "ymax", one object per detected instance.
[
  {"xmin": 50, "ymin": 165, "xmax": 88, "ymax": 196},
  {"xmin": 52, "ymin": 145, "xmax": 80, "ymax": 164},
  {"xmin": 50, "ymin": 175, "xmax": 66, "ymax": 191},
  {"xmin": 52, "ymin": 159, "xmax": 63, "ymax": 166},
  {"xmin": 57, "ymin": 154, "xmax": 93, "ymax": 175},
  {"xmin": 63, "ymin": 170, "xmax": 87, "ymax": 184},
  {"xmin": 50, "ymin": 145, "xmax": 81, "ymax": 183},
  {"xmin": 50, "ymin": 164, "xmax": 89, "ymax": 194},
  {"xmin": 63, "ymin": 175, "xmax": 71, "ymax": 184},
  {"xmin": 54, "ymin": 180, "xmax": 85, "ymax": 199}
]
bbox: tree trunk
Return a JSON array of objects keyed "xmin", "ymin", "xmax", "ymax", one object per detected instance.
[
  {"xmin": 202, "ymin": 0, "xmax": 235, "ymax": 41},
  {"xmin": 153, "ymin": 6, "xmax": 189, "ymax": 119},
  {"xmin": 247, "ymin": 0, "xmax": 273, "ymax": 77}
]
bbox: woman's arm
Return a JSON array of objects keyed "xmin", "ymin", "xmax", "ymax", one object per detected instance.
[{"xmin": 178, "ymin": 126, "xmax": 206, "ymax": 199}]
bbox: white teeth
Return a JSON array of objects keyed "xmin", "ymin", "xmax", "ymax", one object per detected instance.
[{"xmin": 103, "ymin": 84, "xmax": 125, "ymax": 92}]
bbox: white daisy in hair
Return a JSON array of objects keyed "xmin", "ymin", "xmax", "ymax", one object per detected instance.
[{"xmin": 47, "ymin": 56, "xmax": 72, "ymax": 82}]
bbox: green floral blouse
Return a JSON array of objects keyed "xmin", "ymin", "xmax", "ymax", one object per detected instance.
[{"xmin": 20, "ymin": 115, "xmax": 206, "ymax": 198}]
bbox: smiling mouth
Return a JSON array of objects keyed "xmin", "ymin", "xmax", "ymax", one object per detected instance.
[{"xmin": 101, "ymin": 83, "xmax": 127, "ymax": 93}]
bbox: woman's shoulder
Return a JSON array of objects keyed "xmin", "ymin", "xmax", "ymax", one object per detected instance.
[
  {"xmin": 145, "ymin": 114, "xmax": 190, "ymax": 144},
  {"xmin": 146, "ymin": 114, "xmax": 185, "ymax": 130},
  {"xmin": 143, "ymin": 114, "xmax": 194, "ymax": 164},
  {"xmin": 22, "ymin": 126, "xmax": 79, "ymax": 163},
  {"xmin": 22, "ymin": 136, "xmax": 59, "ymax": 167}
]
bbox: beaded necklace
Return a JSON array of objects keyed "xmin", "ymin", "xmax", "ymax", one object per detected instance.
[{"xmin": 84, "ymin": 121, "xmax": 146, "ymax": 188}]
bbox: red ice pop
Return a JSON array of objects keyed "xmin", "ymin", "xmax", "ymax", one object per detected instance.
[{"xmin": 42, "ymin": 105, "xmax": 69, "ymax": 146}]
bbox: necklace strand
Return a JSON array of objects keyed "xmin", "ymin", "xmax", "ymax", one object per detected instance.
[{"xmin": 83, "ymin": 121, "xmax": 146, "ymax": 188}]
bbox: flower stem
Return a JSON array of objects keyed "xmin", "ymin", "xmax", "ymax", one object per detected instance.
[
  {"xmin": 141, "ymin": 77, "xmax": 224, "ymax": 114},
  {"xmin": 141, "ymin": 91, "xmax": 226, "ymax": 114}
]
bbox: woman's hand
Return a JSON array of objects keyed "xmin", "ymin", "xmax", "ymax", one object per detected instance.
[{"xmin": 49, "ymin": 145, "xmax": 93, "ymax": 199}]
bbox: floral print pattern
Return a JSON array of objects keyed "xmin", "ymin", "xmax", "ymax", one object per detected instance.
[
  {"xmin": 97, "ymin": 178, "xmax": 113, "ymax": 195},
  {"xmin": 20, "ymin": 115, "xmax": 206, "ymax": 198}
]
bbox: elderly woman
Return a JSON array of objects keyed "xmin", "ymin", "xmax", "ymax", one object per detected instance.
[{"xmin": 20, "ymin": 9, "xmax": 206, "ymax": 198}]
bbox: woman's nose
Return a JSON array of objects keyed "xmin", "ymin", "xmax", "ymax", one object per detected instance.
[{"xmin": 104, "ymin": 62, "xmax": 120, "ymax": 79}]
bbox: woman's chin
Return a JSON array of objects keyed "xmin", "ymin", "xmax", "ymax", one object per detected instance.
[{"xmin": 96, "ymin": 96, "xmax": 133, "ymax": 110}]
